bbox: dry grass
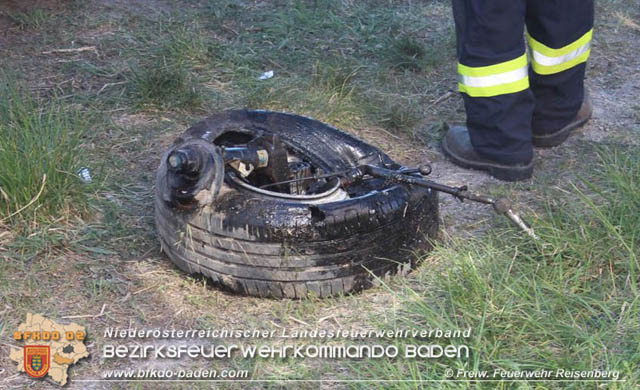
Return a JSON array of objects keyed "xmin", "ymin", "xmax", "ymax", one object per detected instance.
[
  {"xmin": 614, "ymin": 10, "xmax": 640, "ymax": 32},
  {"xmin": 0, "ymin": 0, "xmax": 639, "ymax": 388}
]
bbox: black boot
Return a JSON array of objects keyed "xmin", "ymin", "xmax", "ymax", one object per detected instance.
[
  {"xmin": 442, "ymin": 126, "xmax": 533, "ymax": 181},
  {"xmin": 532, "ymin": 90, "xmax": 593, "ymax": 148}
]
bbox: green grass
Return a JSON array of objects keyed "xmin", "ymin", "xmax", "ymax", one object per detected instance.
[
  {"xmin": 132, "ymin": 20, "xmax": 223, "ymax": 68},
  {"xmin": 0, "ymin": 78, "xmax": 89, "ymax": 225},
  {"xmin": 7, "ymin": 9, "xmax": 48, "ymax": 30},
  {"xmin": 311, "ymin": 60, "xmax": 360, "ymax": 99},
  {"xmin": 371, "ymin": 97, "xmax": 423, "ymax": 133},
  {"xmin": 45, "ymin": 0, "xmax": 457, "ymax": 133},
  {"xmin": 241, "ymin": 72, "xmax": 365, "ymax": 129},
  {"xmin": 386, "ymin": 35, "xmax": 428, "ymax": 72},
  {"xmin": 108, "ymin": 0, "xmax": 455, "ymax": 132},
  {"xmin": 349, "ymin": 148, "xmax": 640, "ymax": 389},
  {"xmin": 156, "ymin": 23, "xmax": 222, "ymax": 67},
  {"xmin": 120, "ymin": 21, "xmax": 226, "ymax": 110},
  {"xmin": 127, "ymin": 61, "xmax": 204, "ymax": 110}
]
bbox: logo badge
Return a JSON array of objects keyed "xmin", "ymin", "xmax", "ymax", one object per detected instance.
[{"xmin": 24, "ymin": 346, "xmax": 50, "ymax": 378}]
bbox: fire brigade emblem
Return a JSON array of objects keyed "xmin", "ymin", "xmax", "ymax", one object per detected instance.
[{"xmin": 24, "ymin": 346, "xmax": 50, "ymax": 378}]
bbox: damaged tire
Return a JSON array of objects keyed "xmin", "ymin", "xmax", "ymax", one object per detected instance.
[{"xmin": 155, "ymin": 110, "xmax": 438, "ymax": 298}]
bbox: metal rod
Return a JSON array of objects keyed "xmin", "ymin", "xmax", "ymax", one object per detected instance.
[{"xmin": 360, "ymin": 165, "xmax": 538, "ymax": 240}]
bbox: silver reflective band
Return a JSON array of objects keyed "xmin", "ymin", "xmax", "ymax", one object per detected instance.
[
  {"xmin": 458, "ymin": 65, "xmax": 529, "ymax": 88},
  {"xmin": 531, "ymin": 41, "xmax": 591, "ymax": 67}
]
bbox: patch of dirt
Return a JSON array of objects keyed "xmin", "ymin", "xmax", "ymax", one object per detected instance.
[
  {"xmin": 0, "ymin": 0, "xmax": 69, "ymax": 13},
  {"xmin": 88, "ymin": 0, "xmax": 174, "ymax": 19}
]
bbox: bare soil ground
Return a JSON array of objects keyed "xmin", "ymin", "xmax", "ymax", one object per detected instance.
[{"xmin": 0, "ymin": 0, "xmax": 638, "ymax": 389}]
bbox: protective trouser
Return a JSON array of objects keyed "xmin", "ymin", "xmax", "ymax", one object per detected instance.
[{"xmin": 452, "ymin": 0, "xmax": 594, "ymax": 164}]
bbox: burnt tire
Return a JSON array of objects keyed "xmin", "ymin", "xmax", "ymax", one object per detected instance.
[{"xmin": 155, "ymin": 110, "xmax": 439, "ymax": 298}]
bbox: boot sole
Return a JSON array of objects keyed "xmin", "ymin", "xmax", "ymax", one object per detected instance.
[{"xmin": 442, "ymin": 137, "xmax": 533, "ymax": 182}]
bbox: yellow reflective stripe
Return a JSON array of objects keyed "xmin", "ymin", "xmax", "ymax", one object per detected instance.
[
  {"xmin": 459, "ymin": 66, "xmax": 528, "ymax": 88},
  {"xmin": 530, "ymin": 49, "xmax": 590, "ymax": 75},
  {"xmin": 527, "ymin": 29, "xmax": 592, "ymax": 75},
  {"xmin": 457, "ymin": 54, "xmax": 529, "ymax": 97},
  {"xmin": 527, "ymin": 29, "xmax": 592, "ymax": 57},
  {"xmin": 458, "ymin": 54, "xmax": 528, "ymax": 77},
  {"xmin": 458, "ymin": 77, "xmax": 529, "ymax": 98}
]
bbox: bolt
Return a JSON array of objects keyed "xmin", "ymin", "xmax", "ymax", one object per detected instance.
[
  {"xmin": 168, "ymin": 151, "xmax": 187, "ymax": 170},
  {"xmin": 419, "ymin": 164, "xmax": 432, "ymax": 176}
]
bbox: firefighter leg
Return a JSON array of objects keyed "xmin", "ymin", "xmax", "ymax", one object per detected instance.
[
  {"xmin": 452, "ymin": 0, "xmax": 533, "ymax": 164},
  {"xmin": 444, "ymin": 0, "xmax": 534, "ymax": 181},
  {"xmin": 526, "ymin": 0, "xmax": 594, "ymax": 146}
]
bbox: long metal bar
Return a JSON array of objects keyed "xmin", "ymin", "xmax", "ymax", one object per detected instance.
[{"xmin": 360, "ymin": 165, "xmax": 538, "ymax": 240}]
